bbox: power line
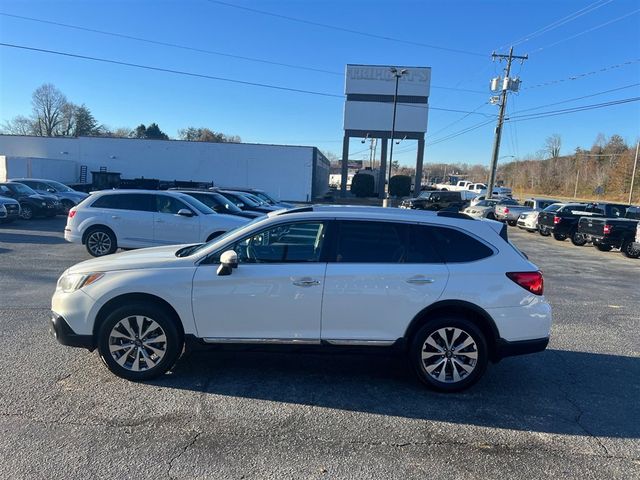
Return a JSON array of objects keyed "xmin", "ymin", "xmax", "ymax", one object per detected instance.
[
  {"xmin": 511, "ymin": 83, "xmax": 640, "ymax": 115},
  {"xmin": 0, "ymin": 42, "xmax": 493, "ymax": 115},
  {"xmin": 507, "ymin": 96, "xmax": 640, "ymax": 122},
  {"xmin": 502, "ymin": 0, "xmax": 613, "ymax": 49},
  {"xmin": 0, "ymin": 12, "xmax": 488, "ymax": 95},
  {"xmin": 205, "ymin": 0, "xmax": 486, "ymax": 57},
  {"xmin": 525, "ymin": 59, "xmax": 640, "ymax": 89},
  {"xmin": 532, "ymin": 7, "xmax": 640, "ymax": 53},
  {"xmin": 425, "ymin": 102, "xmax": 490, "ymax": 138},
  {"xmin": 0, "ymin": 12, "xmax": 341, "ymax": 76}
]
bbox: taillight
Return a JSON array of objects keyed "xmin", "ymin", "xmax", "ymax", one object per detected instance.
[
  {"xmin": 504, "ymin": 207, "xmax": 510, "ymax": 214},
  {"xmin": 506, "ymin": 271, "xmax": 544, "ymax": 295},
  {"xmin": 553, "ymin": 216, "xmax": 561, "ymax": 224},
  {"xmin": 68, "ymin": 209, "xmax": 76, "ymax": 218},
  {"xmin": 603, "ymin": 225, "xmax": 612, "ymax": 234}
]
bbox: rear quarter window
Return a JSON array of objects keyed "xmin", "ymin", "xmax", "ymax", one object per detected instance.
[{"xmin": 428, "ymin": 226, "xmax": 494, "ymax": 263}]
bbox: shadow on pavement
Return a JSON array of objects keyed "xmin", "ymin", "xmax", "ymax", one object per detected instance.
[
  {"xmin": 0, "ymin": 232, "xmax": 67, "ymax": 245},
  {"xmin": 154, "ymin": 347, "xmax": 639, "ymax": 439}
]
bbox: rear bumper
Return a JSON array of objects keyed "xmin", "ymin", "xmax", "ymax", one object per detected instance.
[
  {"xmin": 64, "ymin": 229, "xmax": 82, "ymax": 244},
  {"xmin": 494, "ymin": 337, "xmax": 549, "ymax": 360},
  {"xmin": 50, "ymin": 311, "xmax": 94, "ymax": 350}
]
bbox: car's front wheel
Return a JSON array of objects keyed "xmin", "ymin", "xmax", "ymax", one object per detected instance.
[
  {"xmin": 570, "ymin": 231, "xmax": 587, "ymax": 246},
  {"xmin": 97, "ymin": 303, "xmax": 183, "ymax": 381},
  {"xmin": 410, "ymin": 317, "xmax": 488, "ymax": 392},
  {"xmin": 539, "ymin": 226, "xmax": 551, "ymax": 236},
  {"xmin": 20, "ymin": 204, "xmax": 34, "ymax": 220}
]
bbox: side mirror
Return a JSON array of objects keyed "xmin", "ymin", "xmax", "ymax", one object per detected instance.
[
  {"xmin": 217, "ymin": 250, "xmax": 238, "ymax": 276},
  {"xmin": 177, "ymin": 209, "xmax": 194, "ymax": 217}
]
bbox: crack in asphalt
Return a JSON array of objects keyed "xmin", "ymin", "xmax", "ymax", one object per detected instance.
[
  {"xmin": 167, "ymin": 430, "xmax": 202, "ymax": 480},
  {"xmin": 549, "ymin": 350, "xmax": 611, "ymax": 458}
]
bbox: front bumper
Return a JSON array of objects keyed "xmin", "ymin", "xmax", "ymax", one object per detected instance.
[{"xmin": 50, "ymin": 311, "xmax": 94, "ymax": 350}]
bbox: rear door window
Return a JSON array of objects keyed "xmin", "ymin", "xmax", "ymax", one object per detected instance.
[
  {"xmin": 91, "ymin": 193, "xmax": 155, "ymax": 211},
  {"xmin": 334, "ymin": 221, "xmax": 407, "ymax": 263}
]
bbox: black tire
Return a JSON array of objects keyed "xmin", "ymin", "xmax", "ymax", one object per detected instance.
[
  {"xmin": 539, "ymin": 226, "xmax": 551, "ymax": 237},
  {"xmin": 410, "ymin": 317, "xmax": 488, "ymax": 392},
  {"xmin": 553, "ymin": 233, "xmax": 567, "ymax": 241},
  {"xmin": 85, "ymin": 226, "xmax": 118, "ymax": 257},
  {"xmin": 507, "ymin": 220, "xmax": 517, "ymax": 227},
  {"xmin": 621, "ymin": 239, "xmax": 640, "ymax": 259},
  {"xmin": 595, "ymin": 243, "xmax": 613, "ymax": 252},
  {"xmin": 97, "ymin": 303, "xmax": 183, "ymax": 381},
  {"xmin": 570, "ymin": 231, "xmax": 587, "ymax": 246},
  {"xmin": 19, "ymin": 204, "xmax": 34, "ymax": 220}
]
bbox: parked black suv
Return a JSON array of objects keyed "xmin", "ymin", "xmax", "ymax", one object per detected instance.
[
  {"xmin": 217, "ymin": 190, "xmax": 279, "ymax": 214},
  {"xmin": 0, "ymin": 182, "xmax": 60, "ymax": 219},
  {"xmin": 401, "ymin": 190, "xmax": 472, "ymax": 211},
  {"xmin": 172, "ymin": 189, "xmax": 263, "ymax": 219}
]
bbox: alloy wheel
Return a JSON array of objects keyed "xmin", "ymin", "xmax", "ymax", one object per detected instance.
[
  {"xmin": 108, "ymin": 316, "xmax": 167, "ymax": 372},
  {"xmin": 20, "ymin": 205, "xmax": 33, "ymax": 220},
  {"xmin": 421, "ymin": 327, "xmax": 478, "ymax": 383},
  {"xmin": 87, "ymin": 231, "xmax": 112, "ymax": 256}
]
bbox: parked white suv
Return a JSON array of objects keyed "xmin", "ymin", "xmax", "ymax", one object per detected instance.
[
  {"xmin": 51, "ymin": 206, "xmax": 552, "ymax": 392},
  {"xmin": 65, "ymin": 190, "xmax": 249, "ymax": 256}
]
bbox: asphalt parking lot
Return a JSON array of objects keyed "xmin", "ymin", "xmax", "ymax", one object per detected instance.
[{"xmin": 0, "ymin": 217, "xmax": 638, "ymax": 479}]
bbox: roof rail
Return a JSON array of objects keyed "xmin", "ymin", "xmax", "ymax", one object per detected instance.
[
  {"xmin": 436, "ymin": 211, "xmax": 474, "ymax": 220},
  {"xmin": 272, "ymin": 206, "xmax": 314, "ymax": 216}
]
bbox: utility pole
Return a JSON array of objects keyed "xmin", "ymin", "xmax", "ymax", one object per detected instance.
[
  {"xmin": 369, "ymin": 138, "xmax": 377, "ymax": 169},
  {"xmin": 384, "ymin": 67, "xmax": 407, "ymax": 207},
  {"xmin": 630, "ymin": 140, "xmax": 639, "ymax": 204},
  {"xmin": 487, "ymin": 47, "xmax": 527, "ymax": 199}
]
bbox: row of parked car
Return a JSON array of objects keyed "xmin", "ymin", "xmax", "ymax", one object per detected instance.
[
  {"xmin": 64, "ymin": 187, "xmax": 294, "ymax": 256},
  {"xmin": 399, "ymin": 188, "xmax": 640, "ymax": 259}
]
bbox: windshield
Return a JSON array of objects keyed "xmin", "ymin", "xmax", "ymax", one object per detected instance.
[
  {"xmin": 476, "ymin": 200, "xmax": 497, "ymax": 207},
  {"xmin": 244, "ymin": 193, "xmax": 266, "ymax": 205},
  {"xmin": 210, "ymin": 193, "xmax": 243, "ymax": 213},
  {"xmin": 418, "ymin": 190, "xmax": 433, "ymax": 198},
  {"xmin": 178, "ymin": 194, "xmax": 215, "ymax": 215},
  {"xmin": 177, "ymin": 215, "xmax": 266, "ymax": 257},
  {"xmin": 45, "ymin": 180, "xmax": 74, "ymax": 192},
  {"xmin": 253, "ymin": 191, "xmax": 277, "ymax": 204},
  {"xmin": 543, "ymin": 204, "xmax": 562, "ymax": 212},
  {"xmin": 8, "ymin": 183, "xmax": 36, "ymax": 195},
  {"xmin": 226, "ymin": 192, "xmax": 260, "ymax": 207}
]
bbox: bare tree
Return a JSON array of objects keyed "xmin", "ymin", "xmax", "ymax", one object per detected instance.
[
  {"xmin": 31, "ymin": 83, "xmax": 68, "ymax": 136},
  {"xmin": 544, "ymin": 134, "xmax": 562, "ymax": 159},
  {"xmin": 1, "ymin": 115, "xmax": 35, "ymax": 135}
]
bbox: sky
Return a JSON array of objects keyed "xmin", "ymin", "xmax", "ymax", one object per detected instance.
[{"xmin": 0, "ymin": 0, "xmax": 639, "ymax": 168}]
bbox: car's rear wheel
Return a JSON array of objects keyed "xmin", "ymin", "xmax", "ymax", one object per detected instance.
[
  {"xmin": 595, "ymin": 243, "xmax": 613, "ymax": 252},
  {"xmin": 97, "ymin": 303, "xmax": 183, "ymax": 381},
  {"xmin": 621, "ymin": 239, "xmax": 640, "ymax": 259},
  {"xmin": 19, "ymin": 204, "xmax": 33, "ymax": 220},
  {"xmin": 410, "ymin": 317, "xmax": 488, "ymax": 392},
  {"xmin": 85, "ymin": 227, "xmax": 118, "ymax": 257},
  {"xmin": 553, "ymin": 233, "xmax": 567, "ymax": 241},
  {"xmin": 570, "ymin": 231, "xmax": 587, "ymax": 246},
  {"xmin": 539, "ymin": 226, "xmax": 551, "ymax": 237}
]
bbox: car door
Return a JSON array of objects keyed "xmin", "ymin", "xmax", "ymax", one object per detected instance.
[
  {"xmin": 153, "ymin": 194, "xmax": 202, "ymax": 245},
  {"xmin": 191, "ymin": 220, "xmax": 328, "ymax": 340},
  {"xmin": 321, "ymin": 221, "xmax": 448, "ymax": 342}
]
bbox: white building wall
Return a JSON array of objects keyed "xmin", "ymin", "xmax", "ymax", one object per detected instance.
[{"xmin": 0, "ymin": 135, "xmax": 321, "ymax": 201}]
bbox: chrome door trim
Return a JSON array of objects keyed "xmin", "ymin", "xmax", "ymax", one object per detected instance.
[
  {"xmin": 202, "ymin": 337, "xmax": 321, "ymax": 345},
  {"xmin": 324, "ymin": 339, "xmax": 395, "ymax": 346}
]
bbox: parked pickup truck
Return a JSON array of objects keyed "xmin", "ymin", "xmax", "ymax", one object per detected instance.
[
  {"xmin": 434, "ymin": 180, "xmax": 512, "ymax": 197},
  {"xmin": 538, "ymin": 202, "xmax": 629, "ymax": 246},
  {"xmin": 577, "ymin": 206, "xmax": 640, "ymax": 258},
  {"xmin": 495, "ymin": 197, "xmax": 558, "ymax": 226}
]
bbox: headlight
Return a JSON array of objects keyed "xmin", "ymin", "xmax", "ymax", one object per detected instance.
[
  {"xmin": 56, "ymin": 272, "xmax": 104, "ymax": 293},
  {"xmin": 0, "ymin": 204, "xmax": 6, "ymax": 214},
  {"xmin": 41, "ymin": 202, "xmax": 47, "ymax": 206}
]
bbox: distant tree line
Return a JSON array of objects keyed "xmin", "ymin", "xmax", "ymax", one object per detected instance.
[{"xmin": 1, "ymin": 83, "xmax": 241, "ymax": 143}]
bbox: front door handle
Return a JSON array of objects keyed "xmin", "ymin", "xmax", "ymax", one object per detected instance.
[
  {"xmin": 155, "ymin": 219, "xmax": 165, "ymax": 223},
  {"xmin": 111, "ymin": 215, "xmax": 120, "ymax": 219},
  {"xmin": 406, "ymin": 277, "xmax": 435, "ymax": 285},
  {"xmin": 293, "ymin": 278, "xmax": 320, "ymax": 287}
]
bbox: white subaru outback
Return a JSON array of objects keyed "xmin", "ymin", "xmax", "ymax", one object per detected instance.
[
  {"xmin": 65, "ymin": 190, "xmax": 249, "ymax": 257},
  {"xmin": 51, "ymin": 206, "xmax": 552, "ymax": 392}
]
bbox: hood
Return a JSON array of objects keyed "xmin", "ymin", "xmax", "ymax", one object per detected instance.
[
  {"xmin": 31, "ymin": 193, "xmax": 57, "ymax": 202},
  {"xmin": 68, "ymin": 244, "xmax": 192, "ymax": 274},
  {"xmin": 0, "ymin": 196, "xmax": 19, "ymax": 205}
]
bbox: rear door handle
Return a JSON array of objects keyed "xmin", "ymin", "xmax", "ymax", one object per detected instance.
[
  {"xmin": 406, "ymin": 277, "xmax": 435, "ymax": 285},
  {"xmin": 111, "ymin": 215, "xmax": 120, "ymax": 219},
  {"xmin": 293, "ymin": 279, "xmax": 320, "ymax": 287}
]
